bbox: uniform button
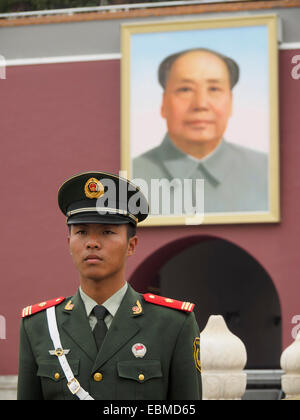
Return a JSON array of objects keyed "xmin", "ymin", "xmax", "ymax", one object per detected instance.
[
  {"xmin": 94, "ymin": 372, "xmax": 103, "ymax": 382},
  {"xmin": 54, "ymin": 372, "xmax": 60, "ymax": 380},
  {"xmin": 138, "ymin": 374, "xmax": 145, "ymax": 382}
]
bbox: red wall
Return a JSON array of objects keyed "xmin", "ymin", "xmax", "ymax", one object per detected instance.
[{"xmin": 0, "ymin": 51, "xmax": 299, "ymax": 374}]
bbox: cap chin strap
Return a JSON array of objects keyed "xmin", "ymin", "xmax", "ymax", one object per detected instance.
[
  {"xmin": 46, "ymin": 306, "xmax": 94, "ymax": 400},
  {"xmin": 66, "ymin": 207, "xmax": 138, "ymax": 224}
]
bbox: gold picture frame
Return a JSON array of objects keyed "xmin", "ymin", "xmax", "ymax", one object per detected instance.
[{"xmin": 121, "ymin": 14, "xmax": 280, "ymax": 226}]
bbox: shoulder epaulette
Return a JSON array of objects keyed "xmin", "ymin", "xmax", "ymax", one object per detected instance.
[
  {"xmin": 21, "ymin": 297, "xmax": 65, "ymax": 318},
  {"xmin": 143, "ymin": 293, "xmax": 195, "ymax": 313}
]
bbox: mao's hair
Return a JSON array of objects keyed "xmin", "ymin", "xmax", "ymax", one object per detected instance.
[{"xmin": 158, "ymin": 48, "xmax": 240, "ymax": 90}]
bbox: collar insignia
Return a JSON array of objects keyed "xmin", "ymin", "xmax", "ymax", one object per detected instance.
[
  {"xmin": 132, "ymin": 300, "xmax": 143, "ymax": 315},
  {"xmin": 64, "ymin": 300, "xmax": 74, "ymax": 311}
]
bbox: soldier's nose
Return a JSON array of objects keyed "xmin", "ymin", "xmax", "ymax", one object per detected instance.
[{"xmin": 86, "ymin": 238, "xmax": 101, "ymax": 249}]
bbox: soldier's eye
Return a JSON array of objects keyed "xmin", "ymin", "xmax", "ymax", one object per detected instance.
[
  {"xmin": 104, "ymin": 230, "xmax": 115, "ymax": 235},
  {"xmin": 76, "ymin": 230, "xmax": 86, "ymax": 235}
]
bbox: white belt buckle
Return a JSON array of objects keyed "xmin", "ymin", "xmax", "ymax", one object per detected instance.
[{"xmin": 67, "ymin": 378, "xmax": 81, "ymax": 395}]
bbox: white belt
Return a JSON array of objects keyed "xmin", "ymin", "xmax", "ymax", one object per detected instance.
[{"xmin": 46, "ymin": 306, "xmax": 94, "ymax": 400}]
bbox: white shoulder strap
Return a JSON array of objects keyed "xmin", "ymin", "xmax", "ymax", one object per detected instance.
[{"xmin": 46, "ymin": 306, "xmax": 94, "ymax": 400}]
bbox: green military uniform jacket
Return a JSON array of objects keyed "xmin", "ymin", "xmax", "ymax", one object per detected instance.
[
  {"xmin": 133, "ymin": 134, "xmax": 269, "ymax": 213},
  {"xmin": 17, "ymin": 285, "xmax": 202, "ymax": 400}
]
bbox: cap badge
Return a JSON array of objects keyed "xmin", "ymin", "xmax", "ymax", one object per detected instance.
[
  {"xmin": 132, "ymin": 343, "xmax": 147, "ymax": 359},
  {"xmin": 84, "ymin": 178, "xmax": 105, "ymax": 199}
]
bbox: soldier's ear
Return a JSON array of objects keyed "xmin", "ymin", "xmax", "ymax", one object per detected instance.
[
  {"xmin": 67, "ymin": 237, "xmax": 73, "ymax": 256},
  {"xmin": 67, "ymin": 226, "xmax": 71, "ymax": 245},
  {"xmin": 127, "ymin": 236, "xmax": 138, "ymax": 257}
]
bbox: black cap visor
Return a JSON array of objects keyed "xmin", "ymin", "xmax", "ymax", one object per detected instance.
[{"xmin": 67, "ymin": 212, "xmax": 132, "ymax": 226}]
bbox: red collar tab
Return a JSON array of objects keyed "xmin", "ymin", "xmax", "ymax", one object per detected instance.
[
  {"xmin": 143, "ymin": 293, "xmax": 195, "ymax": 313},
  {"xmin": 21, "ymin": 297, "xmax": 65, "ymax": 318}
]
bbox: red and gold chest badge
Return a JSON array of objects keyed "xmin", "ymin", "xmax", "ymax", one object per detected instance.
[
  {"xmin": 193, "ymin": 337, "xmax": 201, "ymax": 373},
  {"xmin": 132, "ymin": 343, "xmax": 147, "ymax": 358},
  {"xmin": 84, "ymin": 178, "xmax": 105, "ymax": 199}
]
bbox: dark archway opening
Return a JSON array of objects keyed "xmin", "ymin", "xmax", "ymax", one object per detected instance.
[{"xmin": 130, "ymin": 236, "xmax": 282, "ymax": 369}]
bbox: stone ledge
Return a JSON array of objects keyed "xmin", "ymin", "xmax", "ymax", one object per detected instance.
[{"xmin": 0, "ymin": 376, "xmax": 18, "ymax": 400}]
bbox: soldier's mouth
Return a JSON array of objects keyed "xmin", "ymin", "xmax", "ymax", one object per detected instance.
[{"xmin": 84, "ymin": 255, "xmax": 103, "ymax": 263}]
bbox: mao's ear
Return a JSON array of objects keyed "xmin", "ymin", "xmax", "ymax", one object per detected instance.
[
  {"xmin": 160, "ymin": 92, "xmax": 167, "ymax": 119},
  {"xmin": 229, "ymin": 91, "xmax": 233, "ymax": 118}
]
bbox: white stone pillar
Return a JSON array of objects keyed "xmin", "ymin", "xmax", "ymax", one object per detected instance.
[
  {"xmin": 200, "ymin": 315, "xmax": 247, "ymax": 400},
  {"xmin": 281, "ymin": 332, "xmax": 300, "ymax": 400},
  {"xmin": 0, "ymin": 376, "xmax": 17, "ymax": 400}
]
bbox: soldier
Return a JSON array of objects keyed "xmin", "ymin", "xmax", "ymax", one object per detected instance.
[{"xmin": 17, "ymin": 171, "xmax": 202, "ymax": 400}]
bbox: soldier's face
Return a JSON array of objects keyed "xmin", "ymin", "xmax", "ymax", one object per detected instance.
[
  {"xmin": 161, "ymin": 51, "xmax": 233, "ymax": 147},
  {"xmin": 68, "ymin": 224, "xmax": 137, "ymax": 282}
]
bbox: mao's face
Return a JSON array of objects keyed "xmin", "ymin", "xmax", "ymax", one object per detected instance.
[{"xmin": 161, "ymin": 51, "xmax": 233, "ymax": 147}]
